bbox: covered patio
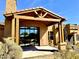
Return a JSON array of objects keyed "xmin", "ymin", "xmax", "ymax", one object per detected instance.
[{"xmin": 4, "ymin": 7, "xmax": 65, "ymax": 49}]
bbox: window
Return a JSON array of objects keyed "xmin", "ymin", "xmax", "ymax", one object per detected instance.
[
  {"xmin": 48, "ymin": 31, "xmax": 54, "ymax": 40},
  {"xmin": 20, "ymin": 27, "xmax": 40, "ymax": 46}
]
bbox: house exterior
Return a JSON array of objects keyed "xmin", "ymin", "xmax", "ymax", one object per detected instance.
[
  {"xmin": 0, "ymin": 0, "xmax": 78, "ymax": 50},
  {"xmin": 0, "ymin": 24, "xmax": 4, "ymax": 38},
  {"xmin": 4, "ymin": 7, "xmax": 65, "ymax": 47},
  {"xmin": 64, "ymin": 24, "xmax": 79, "ymax": 44}
]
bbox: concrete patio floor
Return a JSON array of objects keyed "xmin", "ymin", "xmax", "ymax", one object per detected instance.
[
  {"xmin": 21, "ymin": 45, "xmax": 58, "ymax": 59},
  {"xmin": 21, "ymin": 45, "xmax": 58, "ymax": 51},
  {"xmin": 22, "ymin": 51, "xmax": 53, "ymax": 58}
]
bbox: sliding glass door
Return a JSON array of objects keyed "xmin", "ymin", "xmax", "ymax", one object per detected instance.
[{"xmin": 20, "ymin": 27, "xmax": 40, "ymax": 46}]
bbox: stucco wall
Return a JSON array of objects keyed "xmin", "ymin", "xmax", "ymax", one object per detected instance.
[
  {"xmin": 4, "ymin": 19, "xmax": 12, "ymax": 37},
  {"xmin": 0, "ymin": 25, "xmax": 4, "ymax": 38},
  {"xmin": 48, "ymin": 24, "xmax": 59, "ymax": 46},
  {"xmin": 20, "ymin": 20, "xmax": 48, "ymax": 46}
]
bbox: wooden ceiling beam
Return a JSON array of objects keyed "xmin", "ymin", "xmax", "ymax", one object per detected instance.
[
  {"xmin": 14, "ymin": 15, "xmax": 61, "ymax": 22},
  {"xmin": 42, "ymin": 12, "xmax": 48, "ymax": 18},
  {"xmin": 34, "ymin": 10, "xmax": 40, "ymax": 17}
]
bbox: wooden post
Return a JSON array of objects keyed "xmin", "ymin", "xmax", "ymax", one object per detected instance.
[
  {"xmin": 58, "ymin": 22, "xmax": 67, "ymax": 50},
  {"xmin": 12, "ymin": 18, "xmax": 15, "ymax": 39},
  {"xmin": 58, "ymin": 22, "xmax": 64, "ymax": 42},
  {"xmin": 74, "ymin": 33, "xmax": 77, "ymax": 45},
  {"xmin": 61, "ymin": 23, "xmax": 64, "ymax": 42},
  {"xmin": 16, "ymin": 18, "xmax": 20, "ymax": 44},
  {"xmin": 58, "ymin": 23, "xmax": 62, "ymax": 43},
  {"xmin": 53, "ymin": 25, "xmax": 56, "ymax": 45}
]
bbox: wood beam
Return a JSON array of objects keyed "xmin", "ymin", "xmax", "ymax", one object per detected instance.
[
  {"xmin": 4, "ymin": 8, "xmax": 41, "ymax": 17},
  {"xmin": 34, "ymin": 10, "xmax": 40, "ymax": 17},
  {"xmin": 53, "ymin": 24, "xmax": 56, "ymax": 45},
  {"xmin": 11, "ymin": 18, "xmax": 15, "ymax": 39},
  {"xmin": 14, "ymin": 15, "xmax": 61, "ymax": 22},
  {"xmin": 58, "ymin": 23, "xmax": 62, "ymax": 43},
  {"xmin": 61, "ymin": 23, "xmax": 64, "ymax": 42},
  {"xmin": 40, "ymin": 12, "xmax": 43, "ymax": 17},
  {"xmin": 15, "ymin": 18, "xmax": 19, "ymax": 44},
  {"xmin": 58, "ymin": 22, "xmax": 64, "ymax": 43},
  {"xmin": 42, "ymin": 12, "xmax": 48, "ymax": 18}
]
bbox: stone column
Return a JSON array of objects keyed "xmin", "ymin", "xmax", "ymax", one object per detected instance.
[{"xmin": 15, "ymin": 18, "xmax": 20, "ymax": 44}]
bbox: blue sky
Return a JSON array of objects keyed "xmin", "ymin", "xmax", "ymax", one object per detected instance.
[{"xmin": 0, "ymin": 0, "xmax": 79, "ymax": 24}]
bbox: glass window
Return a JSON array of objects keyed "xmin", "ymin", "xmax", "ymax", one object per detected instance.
[
  {"xmin": 20, "ymin": 29, "xmax": 25, "ymax": 37},
  {"xmin": 35, "ymin": 30, "xmax": 37, "ymax": 34},
  {"xmin": 20, "ymin": 27, "xmax": 39, "ymax": 46},
  {"xmin": 48, "ymin": 31, "xmax": 54, "ymax": 40},
  {"xmin": 30, "ymin": 29, "xmax": 35, "ymax": 33},
  {"xmin": 30, "ymin": 27, "xmax": 35, "ymax": 29},
  {"xmin": 25, "ymin": 29, "xmax": 29, "ymax": 35}
]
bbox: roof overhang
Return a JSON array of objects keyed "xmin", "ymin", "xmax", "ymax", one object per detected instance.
[
  {"xmin": 14, "ymin": 15, "xmax": 61, "ymax": 22},
  {"xmin": 4, "ymin": 7, "xmax": 66, "ymax": 26},
  {"xmin": 4, "ymin": 7, "xmax": 66, "ymax": 22}
]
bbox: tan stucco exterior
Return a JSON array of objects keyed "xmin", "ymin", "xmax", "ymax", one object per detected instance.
[
  {"xmin": 64, "ymin": 24, "xmax": 79, "ymax": 44},
  {"xmin": 19, "ymin": 20, "xmax": 49, "ymax": 45},
  {"xmin": 3, "ymin": 19, "xmax": 79, "ymax": 46},
  {"xmin": 0, "ymin": 0, "xmax": 79, "ymax": 51},
  {"xmin": 3, "ymin": 7, "xmax": 65, "ymax": 48},
  {"xmin": 4, "ymin": 18, "xmax": 12, "ymax": 37},
  {"xmin": 0, "ymin": 24, "xmax": 4, "ymax": 38},
  {"xmin": 1, "ymin": 0, "xmax": 66, "ymax": 50},
  {"xmin": 5, "ymin": 0, "xmax": 16, "ymax": 13}
]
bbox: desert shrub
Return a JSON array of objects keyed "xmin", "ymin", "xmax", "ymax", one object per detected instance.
[
  {"xmin": 76, "ymin": 43, "xmax": 79, "ymax": 48},
  {"xmin": 54, "ymin": 49, "xmax": 79, "ymax": 59},
  {"xmin": 53, "ymin": 42, "xmax": 79, "ymax": 59},
  {"xmin": 0, "ymin": 37, "xmax": 23, "ymax": 59},
  {"xmin": 0, "ymin": 42, "xmax": 5, "ymax": 59},
  {"xmin": 48, "ymin": 39, "xmax": 52, "ymax": 46}
]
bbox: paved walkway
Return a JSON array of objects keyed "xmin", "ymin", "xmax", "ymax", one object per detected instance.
[
  {"xmin": 21, "ymin": 46, "xmax": 58, "ymax": 59},
  {"xmin": 35, "ymin": 46, "xmax": 58, "ymax": 51},
  {"xmin": 22, "ymin": 51, "xmax": 53, "ymax": 58}
]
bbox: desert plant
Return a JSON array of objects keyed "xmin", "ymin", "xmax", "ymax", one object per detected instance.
[
  {"xmin": 53, "ymin": 41, "xmax": 79, "ymax": 59},
  {"xmin": 54, "ymin": 49, "xmax": 78, "ymax": 59},
  {"xmin": 76, "ymin": 43, "xmax": 79, "ymax": 48},
  {"xmin": 0, "ymin": 37, "xmax": 23, "ymax": 59}
]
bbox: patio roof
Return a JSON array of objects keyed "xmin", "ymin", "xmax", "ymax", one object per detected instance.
[
  {"xmin": 15, "ymin": 15, "xmax": 60, "ymax": 22},
  {"xmin": 4, "ymin": 7, "xmax": 66, "ymax": 22}
]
